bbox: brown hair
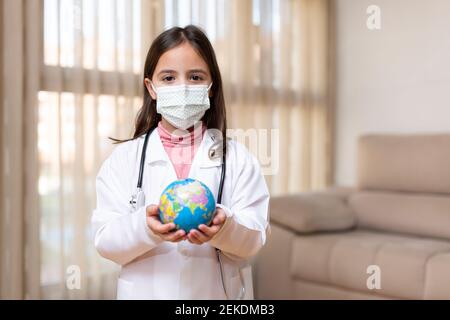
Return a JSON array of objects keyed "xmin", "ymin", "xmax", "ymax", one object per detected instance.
[{"xmin": 110, "ymin": 25, "xmax": 227, "ymax": 151}]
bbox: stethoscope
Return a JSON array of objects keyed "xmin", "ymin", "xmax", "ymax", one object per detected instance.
[{"xmin": 129, "ymin": 126, "xmax": 245, "ymax": 300}]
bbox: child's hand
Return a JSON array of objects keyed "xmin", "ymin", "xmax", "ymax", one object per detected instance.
[
  {"xmin": 146, "ymin": 205, "xmax": 186, "ymax": 242},
  {"xmin": 187, "ymin": 208, "xmax": 227, "ymax": 245}
]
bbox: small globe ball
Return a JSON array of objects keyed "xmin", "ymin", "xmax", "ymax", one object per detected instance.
[{"xmin": 158, "ymin": 178, "xmax": 216, "ymax": 232}]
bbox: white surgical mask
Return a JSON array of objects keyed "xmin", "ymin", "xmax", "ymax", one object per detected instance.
[{"xmin": 151, "ymin": 82, "xmax": 212, "ymax": 130}]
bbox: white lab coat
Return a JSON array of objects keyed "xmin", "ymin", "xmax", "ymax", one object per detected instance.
[{"xmin": 91, "ymin": 128, "xmax": 270, "ymax": 300}]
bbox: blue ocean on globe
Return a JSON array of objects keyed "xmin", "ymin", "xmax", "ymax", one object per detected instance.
[{"xmin": 158, "ymin": 178, "xmax": 216, "ymax": 232}]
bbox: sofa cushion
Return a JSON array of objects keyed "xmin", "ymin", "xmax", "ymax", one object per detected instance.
[
  {"xmin": 291, "ymin": 230, "xmax": 450, "ymax": 299},
  {"xmin": 349, "ymin": 191, "xmax": 450, "ymax": 240},
  {"xmin": 293, "ymin": 278, "xmax": 390, "ymax": 300},
  {"xmin": 357, "ymin": 134, "xmax": 450, "ymax": 194},
  {"xmin": 269, "ymin": 188, "xmax": 356, "ymax": 234},
  {"xmin": 424, "ymin": 253, "xmax": 450, "ymax": 299}
]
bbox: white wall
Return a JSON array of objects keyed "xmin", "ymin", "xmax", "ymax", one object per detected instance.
[{"xmin": 335, "ymin": 0, "xmax": 450, "ymax": 185}]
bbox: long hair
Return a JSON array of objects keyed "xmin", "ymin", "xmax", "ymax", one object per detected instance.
[{"xmin": 110, "ymin": 25, "xmax": 227, "ymax": 154}]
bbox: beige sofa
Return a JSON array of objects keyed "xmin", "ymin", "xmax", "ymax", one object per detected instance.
[{"xmin": 253, "ymin": 134, "xmax": 450, "ymax": 299}]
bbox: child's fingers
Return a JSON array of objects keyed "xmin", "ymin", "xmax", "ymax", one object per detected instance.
[
  {"xmin": 173, "ymin": 236, "xmax": 185, "ymax": 243},
  {"xmin": 187, "ymin": 232, "xmax": 203, "ymax": 245},
  {"xmin": 191, "ymin": 229, "xmax": 209, "ymax": 243},
  {"xmin": 148, "ymin": 217, "xmax": 175, "ymax": 234},
  {"xmin": 212, "ymin": 216, "xmax": 224, "ymax": 225},
  {"xmin": 162, "ymin": 229, "xmax": 185, "ymax": 242},
  {"xmin": 146, "ymin": 205, "xmax": 159, "ymax": 217},
  {"xmin": 198, "ymin": 224, "xmax": 216, "ymax": 237},
  {"xmin": 154, "ymin": 222, "xmax": 175, "ymax": 234},
  {"xmin": 212, "ymin": 210, "xmax": 226, "ymax": 225},
  {"xmin": 199, "ymin": 224, "xmax": 221, "ymax": 237},
  {"xmin": 159, "ymin": 223, "xmax": 176, "ymax": 234}
]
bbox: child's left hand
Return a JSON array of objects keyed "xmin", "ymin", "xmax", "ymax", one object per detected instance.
[{"xmin": 187, "ymin": 208, "xmax": 227, "ymax": 245}]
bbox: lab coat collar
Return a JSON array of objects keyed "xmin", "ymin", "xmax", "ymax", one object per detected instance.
[{"xmin": 141, "ymin": 127, "xmax": 223, "ymax": 168}]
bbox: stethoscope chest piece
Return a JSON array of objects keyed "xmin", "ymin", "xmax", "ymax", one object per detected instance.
[{"xmin": 129, "ymin": 188, "xmax": 145, "ymax": 212}]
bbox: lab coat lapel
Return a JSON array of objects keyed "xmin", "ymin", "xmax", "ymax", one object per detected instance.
[
  {"xmin": 143, "ymin": 129, "xmax": 177, "ymax": 205},
  {"xmin": 145, "ymin": 129, "xmax": 171, "ymax": 167},
  {"xmin": 189, "ymin": 129, "xmax": 224, "ymax": 204},
  {"xmin": 192, "ymin": 129, "xmax": 223, "ymax": 170}
]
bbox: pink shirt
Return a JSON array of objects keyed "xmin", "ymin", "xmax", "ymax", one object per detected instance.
[{"xmin": 157, "ymin": 121, "xmax": 206, "ymax": 179}]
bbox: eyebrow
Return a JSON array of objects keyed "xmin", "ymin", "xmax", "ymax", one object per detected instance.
[
  {"xmin": 188, "ymin": 69, "xmax": 208, "ymax": 74},
  {"xmin": 156, "ymin": 68, "xmax": 208, "ymax": 76},
  {"xmin": 157, "ymin": 69, "xmax": 178, "ymax": 76}
]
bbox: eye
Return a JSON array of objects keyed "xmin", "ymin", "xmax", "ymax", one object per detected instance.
[
  {"xmin": 162, "ymin": 75, "xmax": 175, "ymax": 82},
  {"xmin": 190, "ymin": 74, "xmax": 204, "ymax": 81}
]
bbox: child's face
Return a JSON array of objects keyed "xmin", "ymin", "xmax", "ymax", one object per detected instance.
[{"xmin": 145, "ymin": 42, "xmax": 212, "ymax": 100}]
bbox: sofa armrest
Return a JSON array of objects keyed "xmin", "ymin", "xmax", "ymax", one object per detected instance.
[{"xmin": 269, "ymin": 187, "xmax": 356, "ymax": 234}]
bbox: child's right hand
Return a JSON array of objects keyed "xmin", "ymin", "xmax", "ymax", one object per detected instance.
[{"xmin": 146, "ymin": 205, "xmax": 186, "ymax": 242}]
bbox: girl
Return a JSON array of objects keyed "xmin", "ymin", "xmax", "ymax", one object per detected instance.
[{"xmin": 91, "ymin": 25, "xmax": 270, "ymax": 300}]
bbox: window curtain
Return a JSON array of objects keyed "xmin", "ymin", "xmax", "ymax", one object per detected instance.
[
  {"xmin": 1, "ymin": 0, "xmax": 334, "ymax": 299},
  {"xmin": 1, "ymin": 0, "xmax": 42, "ymax": 300},
  {"xmin": 1, "ymin": 0, "xmax": 165, "ymax": 299},
  {"xmin": 38, "ymin": 0, "xmax": 165, "ymax": 300}
]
